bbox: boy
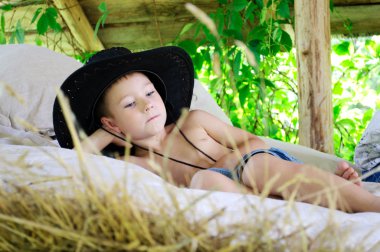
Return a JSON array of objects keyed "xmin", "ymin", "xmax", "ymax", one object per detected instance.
[{"xmin": 53, "ymin": 46, "xmax": 379, "ymax": 213}]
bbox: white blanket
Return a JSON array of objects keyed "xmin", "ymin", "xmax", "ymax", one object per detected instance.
[{"xmin": 1, "ymin": 133, "xmax": 380, "ymax": 250}]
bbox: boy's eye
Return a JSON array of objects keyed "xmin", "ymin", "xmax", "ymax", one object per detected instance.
[
  {"xmin": 124, "ymin": 101, "xmax": 135, "ymax": 108},
  {"xmin": 147, "ymin": 90, "xmax": 155, "ymax": 96}
]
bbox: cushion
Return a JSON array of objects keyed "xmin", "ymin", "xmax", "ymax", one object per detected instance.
[
  {"xmin": 0, "ymin": 44, "xmax": 82, "ymax": 136},
  {"xmin": 355, "ymin": 110, "xmax": 380, "ymax": 181}
]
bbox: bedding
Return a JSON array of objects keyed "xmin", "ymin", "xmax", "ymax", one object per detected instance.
[
  {"xmin": 1, "ymin": 44, "xmax": 380, "ymax": 250},
  {"xmin": 355, "ymin": 110, "xmax": 380, "ymax": 182}
]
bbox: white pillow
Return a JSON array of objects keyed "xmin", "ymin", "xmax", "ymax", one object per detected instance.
[
  {"xmin": 0, "ymin": 44, "xmax": 82, "ymax": 136},
  {"xmin": 355, "ymin": 110, "xmax": 380, "ymax": 172}
]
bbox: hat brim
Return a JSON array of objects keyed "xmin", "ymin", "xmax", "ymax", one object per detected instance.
[{"xmin": 53, "ymin": 46, "xmax": 194, "ymax": 149}]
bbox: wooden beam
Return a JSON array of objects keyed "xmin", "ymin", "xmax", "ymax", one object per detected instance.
[
  {"xmin": 333, "ymin": 0, "xmax": 380, "ymax": 5},
  {"xmin": 295, "ymin": 0, "xmax": 334, "ymax": 154},
  {"xmin": 52, "ymin": 0, "xmax": 104, "ymax": 52},
  {"xmin": 331, "ymin": 5, "xmax": 380, "ymax": 35}
]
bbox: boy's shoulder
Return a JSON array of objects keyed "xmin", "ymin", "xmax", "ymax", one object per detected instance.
[
  {"xmin": 184, "ymin": 110, "xmax": 221, "ymax": 127},
  {"xmin": 186, "ymin": 109, "xmax": 212, "ymax": 122}
]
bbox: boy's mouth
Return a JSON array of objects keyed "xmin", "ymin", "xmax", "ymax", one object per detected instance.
[{"xmin": 147, "ymin": 114, "xmax": 160, "ymax": 123}]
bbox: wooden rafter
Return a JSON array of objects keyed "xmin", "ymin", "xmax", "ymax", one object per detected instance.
[
  {"xmin": 52, "ymin": 0, "xmax": 104, "ymax": 52},
  {"xmin": 295, "ymin": 0, "xmax": 334, "ymax": 154}
]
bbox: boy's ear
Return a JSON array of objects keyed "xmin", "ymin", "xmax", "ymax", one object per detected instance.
[{"xmin": 100, "ymin": 116, "xmax": 121, "ymax": 133}]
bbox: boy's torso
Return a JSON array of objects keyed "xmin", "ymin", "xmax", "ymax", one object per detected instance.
[{"xmin": 138, "ymin": 110, "xmax": 232, "ymax": 186}]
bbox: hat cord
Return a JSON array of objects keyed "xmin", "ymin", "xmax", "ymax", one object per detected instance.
[{"xmin": 100, "ymin": 126, "xmax": 213, "ymax": 170}]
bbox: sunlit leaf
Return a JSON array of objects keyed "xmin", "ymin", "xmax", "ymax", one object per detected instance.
[{"xmin": 333, "ymin": 41, "xmax": 351, "ymax": 55}]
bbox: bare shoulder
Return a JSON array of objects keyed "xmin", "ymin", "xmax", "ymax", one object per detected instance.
[{"xmin": 186, "ymin": 109, "xmax": 216, "ymax": 122}]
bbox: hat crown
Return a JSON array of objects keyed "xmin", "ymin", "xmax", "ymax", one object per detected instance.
[{"xmin": 87, "ymin": 47, "xmax": 132, "ymax": 65}]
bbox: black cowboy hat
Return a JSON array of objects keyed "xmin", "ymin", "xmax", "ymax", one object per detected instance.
[{"xmin": 53, "ymin": 46, "xmax": 194, "ymax": 149}]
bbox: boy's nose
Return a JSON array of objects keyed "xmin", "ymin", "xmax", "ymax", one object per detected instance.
[{"xmin": 144, "ymin": 102, "xmax": 154, "ymax": 112}]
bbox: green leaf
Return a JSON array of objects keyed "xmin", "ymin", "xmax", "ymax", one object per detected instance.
[
  {"xmin": 9, "ymin": 31, "xmax": 15, "ymax": 44},
  {"xmin": 229, "ymin": 11, "xmax": 243, "ymax": 31},
  {"xmin": 362, "ymin": 109, "xmax": 374, "ymax": 125},
  {"xmin": 31, "ymin": 7, "xmax": 43, "ymax": 24},
  {"xmin": 218, "ymin": 0, "xmax": 228, "ymax": 4},
  {"xmin": 238, "ymin": 84, "xmax": 250, "ymax": 105},
  {"xmin": 337, "ymin": 118, "xmax": 356, "ymax": 129},
  {"xmin": 340, "ymin": 59, "xmax": 355, "ymax": 69},
  {"xmin": 280, "ymin": 30, "xmax": 292, "ymax": 51},
  {"xmin": 45, "ymin": 7, "xmax": 58, "ymax": 18},
  {"xmin": 0, "ymin": 4, "xmax": 12, "ymax": 11},
  {"xmin": 178, "ymin": 40, "xmax": 198, "ymax": 55},
  {"xmin": 272, "ymin": 27, "xmax": 282, "ymax": 43},
  {"xmin": 329, "ymin": 0, "xmax": 334, "ymax": 12},
  {"xmin": 15, "ymin": 20, "xmax": 24, "ymax": 43},
  {"xmin": 333, "ymin": 41, "xmax": 351, "ymax": 55},
  {"xmin": 214, "ymin": 9, "xmax": 225, "ymax": 35},
  {"xmin": 34, "ymin": 35, "xmax": 43, "ymax": 46},
  {"xmin": 44, "ymin": 7, "xmax": 61, "ymax": 32},
  {"xmin": 233, "ymin": 51, "xmax": 242, "ymax": 77},
  {"xmin": 179, "ymin": 23, "xmax": 194, "ymax": 36},
  {"xmin": 1, "ymin": 13, "xmax": 5, "ymax": 32},
  {"xmin": 277, "ymin": 0, "xmax": 290, "ymax": 19},
  {"xmin": 37, "ymin": 13, "xmax": 48, "ymax": 35},
  {"xmin": 0, "ymin": 31, "xmax": 6, "ymax": 44},
  {"xmin": 260, "ymin": 7, "xmax": 267, "ymax": 24},
  {"xmin": 333, "ymin": 104, "xmax": 342, "ymax": 120},
  {"xmin": 232, "ymin": 0, "xmax": 248, "ymax": 12},
  {"xmin": 248, "ymin": 25, "xmax": 266, "ymax": 41},
  {"xmin": 98, "ymin": 2, "xmax": 107, "ymax": 12},
  {"xmin": 332, "ymin": 81, "xmax": 343, "ymax": 95}
]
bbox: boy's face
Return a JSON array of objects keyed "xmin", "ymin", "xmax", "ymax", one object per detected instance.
[{"xmin": 102, "ymin": 72, "xmax": 167, "ymax": 141}]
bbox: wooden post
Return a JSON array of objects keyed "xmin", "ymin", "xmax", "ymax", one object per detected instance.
[
  {"xmin": 53, "ymin": 0, "xmax": 104, "ymax": 52},
  {"xmin": 294, "ymin": 0, "xmax": 334, "ymax": 154}
]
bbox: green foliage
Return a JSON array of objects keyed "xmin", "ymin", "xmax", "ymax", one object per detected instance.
[
  {"xmin": 176, "ymin": 1, "xmax": 379, "ymax": 161},
  {"xmin": 331, "ymin": 37, "xmax": 380, "ymax": 160},
  {"xmin": 176, "ymin": 0, "xmax": 297, "ymax": 141}
]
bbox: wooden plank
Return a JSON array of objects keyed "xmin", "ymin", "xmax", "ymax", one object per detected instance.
[
  {"xmin": 78, "ymin": 0, "xmax": 218, "ymax": 24},
  {"xmin": 295, "ymin": 0, "xmax": 334, "ymax": 154},
  {"xmin": 333, "ymin": 0, "xmax": 380, "ymax": 5},
  {"xmin": 97, "ymin": 21, "xmax": 190, "ymax": 50},
  {"xmin": 53, "ymin": 0, "xmax": 104, "ymax": 51},
  {"xmin": 331, "ymin": 5, "xmax": 380, "ymax": 34}
]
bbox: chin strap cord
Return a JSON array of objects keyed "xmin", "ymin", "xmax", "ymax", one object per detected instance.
[{"xmin": 100, "ymin": 126, "xmax": 212, "ymax": 169}]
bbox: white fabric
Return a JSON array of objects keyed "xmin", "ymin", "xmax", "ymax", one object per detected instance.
[
  {"xmin": 0, "ymin": 44, "xmax": 82, "ymax": 135},
  {"xmin": 1, "ymin": 142, "xmax": 380, "ymax": 250},
  {"xmin": 355, "ymin": 110, "xmax": 380, "ymax": 172}
]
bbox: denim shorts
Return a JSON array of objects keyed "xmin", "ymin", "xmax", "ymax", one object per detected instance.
[{"xmin": 207, "ymin": 147, "xmax": 302, "ymax": 181}]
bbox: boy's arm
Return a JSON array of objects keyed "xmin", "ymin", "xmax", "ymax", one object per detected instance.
[
  {"xmin": 189, "ymin": 110, "xmax": 269, "ymax": 169},
  {"xmin": 78, "ymin": 128, "xmax": 114, "ymax": 154},
  {"xmin": 80, "ymin": 128, "xmax": 162, "ymax": 177}
]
